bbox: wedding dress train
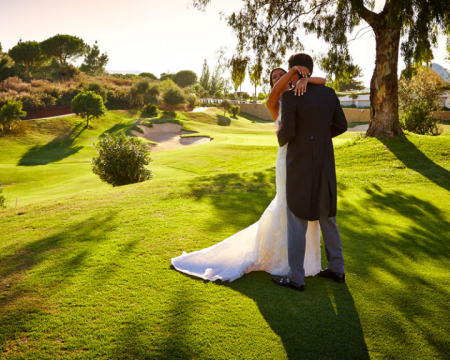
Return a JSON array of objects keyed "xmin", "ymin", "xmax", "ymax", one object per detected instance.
[{"xmin": 171, "ymin": 112, "xmax": 321, "ymax": 282}]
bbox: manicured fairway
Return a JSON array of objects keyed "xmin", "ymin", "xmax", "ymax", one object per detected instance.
[
  {"xmin": 1, "ymin": 111, "xmax": 449, "ymax": 359},
  {"xmin": 0, "ymin": 109, "xmax": 357, "ymax": 206}
]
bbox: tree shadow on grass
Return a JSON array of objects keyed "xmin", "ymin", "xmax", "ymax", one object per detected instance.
[
  {"xmin": 179, "ymin": 169, "xmax": 450, "ymax": 358},
  {"xmin": 337, "ymin": 184, "xmax": 450, "ymax": 358},
  {"xmin": 188, "ymin": 170, "xmax": 276, "ymax": 233},
  {"xmin": 110, "ymin": 283, "xmax": 199, "ymax": 360},
  {"xmin": 0, "ymin": 211, "xmax": 142, "ymax": 351},
  {"xmin": 17, "ymin": 122, "xmax": 86, "ymax": 166},
  {"xmin": 216, "ymin": 114, "xmax": 231, "ymax": 126},
  {"xmin": 182, "ymin": 170, "xmax": 369, "ymax": 359},
  {"xmin": 380, "ymin": 135, "xmax": 450, "ymax": 192}
]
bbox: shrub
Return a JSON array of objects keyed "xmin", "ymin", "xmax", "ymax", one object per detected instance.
[
  {"xmin": 193, "ymin": 84, "xmax": 204, "ymax": 92},
  {"xmin": 0, "ymin": 100, "xmax": 26, "ymax": 132},
  {"xmin": 147, "ymin": 96, "xmax": 159, "ymax": 105},
  {"xmin": 228, "ymin": 93, "xmax": 236, "ymax": 100},
  {"xmin": 144, "ymin": 104, "xmax": 159, "ymax": 117},
  {"xmin": 86, "ymin": 82, "xmax": 108, "ymax": 103},
  {"xmin": 399, "ymin": 66, "xmax": 444, "ymax": 135},
  {"xmin": 139, "ymin": 72, "xmax": 157, "ymax": 80},
  {"xmin": 231, "ymin": 105, "xmax": 240, "ymax": 117},
  {"xmin": 219, "ymin": 99, "xmax": 232, "ymax": 116},
  {"xmin": 56, "ymin": 64, "xmax": 79, "ymax": 80},
  {"xmin": 400, "ymin": 101, "xmax": 442, "ymax": 135},
  {"xmin": 91, "ymin": 133, "xmax": 153, "ymax": 187},
  {"xmin": 163, "ymin": 87, "xmax": 186, "ymax": 106},
  {"xmin": 1, "ymin": 76, "xmax": 30, "ymax": 92},
  {"xmin": 106, "ymin": 88, "xmax": 130, "ymax": 109},
  {"xmin": 0, "ymin": 54, "xmax": 16, "ymax": 81},
  {"xmin": 186, "ymin": 94, "xmax": 197, "ymax": 108},
  {"xmin": 160, "ymin": 73, "xmax": 174, "ymax": 81},
  {"xmin": 130, "ymin": 79, "xmax": 160, "ymax": 107},
  {"xmin": 18, "ymin": 93, "xmax": 45, "ymax": 113}
]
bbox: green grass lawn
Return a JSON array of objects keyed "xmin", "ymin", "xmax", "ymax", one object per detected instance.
[{"xmin": 1, "ymin": 110, "xmax": 449, "ymax": 359}]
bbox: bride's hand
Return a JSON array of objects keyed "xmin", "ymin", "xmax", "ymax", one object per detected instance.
[
  {"xmin": 294, "ymin": 78, "xmax": 308, "ymax": 96},
  {"xmin": 294, "ymin": 66, "xmax": 310, "ymax": 78}
]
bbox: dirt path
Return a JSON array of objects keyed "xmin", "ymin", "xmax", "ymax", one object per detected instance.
[
  {"xmin": 348, "ymin": 124, "xmax": 369, "ymax": 132},
  {"xmin": 131, "ymin": 123, "xmax": 211, "ymax": 151},
  {"xmin": 23, "ymin": 113, "xmax": 75, "ymax": 121}
]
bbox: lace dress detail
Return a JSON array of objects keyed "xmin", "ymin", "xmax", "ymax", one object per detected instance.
[{"xmin": 171, "ymin": 110, "xmax": 321, "ymax": 282}]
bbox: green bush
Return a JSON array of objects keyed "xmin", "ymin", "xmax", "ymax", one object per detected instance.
[
  {"xmin": 55, "ymin": 64, "xmax": 79, "ymax": 80},
  {"xmin": 160, "ymin": 74, "xmax": 174, "ymax": 81},
  {"xmin": 106, "ymin": 88, "xmax": 130, "ymax": 109},
  {"xmin": 163, "ymin": 87, "xmax": 186, "ymax": 106},
  {"xmin": 86, "ymin": 82, "xmax": 108, "ymax": 103},
  {"xmin": 139, "ymin": 72, "xmax": 157, "ymax": 80},
  {"xmin": 0, "ymin": 99, "xmax": 27, "ymax": 132},
  {"xmin": 219, "ymin": 99, "xmax": 232, "ymax": 116},
  {"xmin": 400, "ymin": 101, "xmax": 442, "ymax": 135},
  {"xmin": 231, "ymin": 105, "xmax": 240, "ymax": 117},
  {"xmin": 148, "ymin": 96, "xmax": 159, "ymax": 105},
  {"xmin": 144, "ymin": 104, "xmax": 159, "ymax": 117},
  {"xmin": 186, "ymin": 94, "xmax": 197, "ymax": 108},
  {"xmin": 91, "ymin": 133, "xmax": 153, "ymax": 187},
  {"xmin": 130, "ymin": 79, "xmax": 160, "ymax": 107},
  {"xmin": 399, "ymin": 66, "xmax": 443, "ymax": 135}
]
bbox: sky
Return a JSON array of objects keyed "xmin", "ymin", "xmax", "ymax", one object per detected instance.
[{"xmin": 1, "ymin": 0, "xmax": 449, "ymax": 93}]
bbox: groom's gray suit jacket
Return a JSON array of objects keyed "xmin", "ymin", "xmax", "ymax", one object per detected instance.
[{"xmin": 277, "ymin": 84, "xmax": 347, "ymax": 221}]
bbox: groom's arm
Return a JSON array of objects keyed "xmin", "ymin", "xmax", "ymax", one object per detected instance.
[
  {"xmin": 277, "ymin": 91, "xmax": 296, "ymax": 146},
  {"xmin": 331, "ymin": 96, "xmax": 348, "ymax": 138}
]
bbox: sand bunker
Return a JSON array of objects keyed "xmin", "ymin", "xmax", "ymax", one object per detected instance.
[
  {"xmin": 191, "ymin": 107, "xmax": 214, "ymax": 113},
  {"xmin": 131, "ymin": 123, "xmax": 211, "ymax": 151}
]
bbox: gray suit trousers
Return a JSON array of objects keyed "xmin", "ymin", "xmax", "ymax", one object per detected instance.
[{"xmin": 287, "ymin": 169, "xmax": 345, "ymax": 285}]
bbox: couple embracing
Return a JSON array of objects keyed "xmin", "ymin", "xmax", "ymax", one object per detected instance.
[{"xmin": 172, "ymin": 53, "xmax": 348, "ymax": 291}]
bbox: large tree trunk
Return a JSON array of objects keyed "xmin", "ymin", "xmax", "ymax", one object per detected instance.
[{"xmin": 366, "ymin": 25, "xmax": 403, "ymax": 137}]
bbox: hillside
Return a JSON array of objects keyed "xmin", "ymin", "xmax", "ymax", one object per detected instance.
[{"xmin": 0, "ymin": 109, "xmax": 356, "ymax": 206}]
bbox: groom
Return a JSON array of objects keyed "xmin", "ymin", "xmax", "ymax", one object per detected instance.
[{"xmin": 273, "ymin": 53, "xmax": 348, "ymax": 291}]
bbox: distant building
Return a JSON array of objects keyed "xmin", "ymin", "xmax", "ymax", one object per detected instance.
[
  {"xmin": 429, "ymin": 63, "xmax": 450, "ymax": 109},
  {"xmin": 430, "ymin": 63, "xmax": 450, "ymax": 83}
]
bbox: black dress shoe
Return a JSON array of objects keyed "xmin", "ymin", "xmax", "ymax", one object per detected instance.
[
  {"xmin": 272, "ymin": 276, "xmax": 305, "ymax": 291},
  {"xmin": 318, "ymin": 268, "xmax": 345, "ymax": 283}
]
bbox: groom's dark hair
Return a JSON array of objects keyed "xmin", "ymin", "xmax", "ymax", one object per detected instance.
[{"xmin": 288, "ymin": 53, "xmax": 314, "ymax": 76}]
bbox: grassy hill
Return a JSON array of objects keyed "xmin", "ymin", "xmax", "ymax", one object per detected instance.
[
  {"xmin": 0, "ymin": 109, "xmax": 356, "ymax": 206},
  {"xmin": 0, "ymin": 111, "xmax": 449, "ymax": 359}
]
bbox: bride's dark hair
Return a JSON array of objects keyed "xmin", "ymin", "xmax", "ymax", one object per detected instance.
[{"xmin": 269, "ymin": 68, "xmax": 287, "ymax": 88}]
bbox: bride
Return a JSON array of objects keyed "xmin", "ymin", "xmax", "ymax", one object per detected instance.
[{"xmin": 171, "ymin": 66, "xmax": 326, "ymax": 282}]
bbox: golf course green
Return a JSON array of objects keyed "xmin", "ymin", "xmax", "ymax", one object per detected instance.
[{"xmin": 0, "ymin": 109, "xmax": 449, "ymax": 359}]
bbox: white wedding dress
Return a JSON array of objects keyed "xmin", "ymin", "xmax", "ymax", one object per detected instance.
[{"xmin": 171, "ymin": 109, "xmax": 321, "ymax": 282}]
